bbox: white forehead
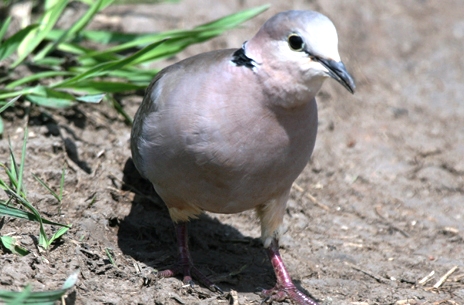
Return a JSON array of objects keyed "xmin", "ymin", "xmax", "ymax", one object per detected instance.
[{"xmin": 261, "ymin": 10, "xmax": 341, "ymax": 61}]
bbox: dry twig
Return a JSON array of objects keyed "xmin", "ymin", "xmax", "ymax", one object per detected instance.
[
  {"xmin": 346, "ymin": 262, "xmax": 387, "ymax": 283},
  {"xmin": 292, "ymin": 183, "xmax": 331, "ymax": 211},
  {"xmin": 418, "ymin": 270, "xmax": 435, "ymax": 286},
  {"xmin": 433, "ymin": 266, "xmax": 459, "ymax": 289}
]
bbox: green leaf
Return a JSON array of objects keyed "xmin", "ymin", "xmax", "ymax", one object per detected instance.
[
  {"xmin": 80, "ymin": 30, "xmax": 142, "ymax": 44},
  {"xmin": 110, "ymin": 97, "xmax": 132, "ymax": 125},
  {"xmin": 0, "ymin": 271, "xmax": 78, "ymax": 304},
  {"xmin": 0, "ymin": 24, "xmax": 39, "ymax": 62},
  {"xmin": 0, "ymin": 94, "xmax": 18, "ymax": 135},
  {"xmin": 2, "ymin": 131, "xmax": 53, "ymax": 249},
  {"xmin": 104, "ymin": 69, "xmax": 157, "ymax": 83},
  {"xmin": 0, "ymin": 285, "xmax": 32, "ymax": 305},
  {"xmin": 197, "ymin": 4, "xmax": 269, "ymax": 30},
  {"xmin": 13, "ymin": 0, "xmax": 69, "ymax": 68},
  {"xmin": 0, "ymin": 16, "xmax": 12, "ymax": 44},
  {"xmin": 75, "ymin": 93, "xmax": 105, "ymax": 103},
  {"xmin": 0, "ymin": 202, "xmax": 69, "ymax": 227},
  {"xmin": 34, "ymin": 0, "xmax": 113, "ymax": 61},
  {"xmin": 45, "ymin": 225, "xmax": 70, "ymax": 248},
  {"xmin": 45, "ymin": 0, "xmax": 61, "ymax": 10},
  {"xmin": 5, "ymin": 71, "xmax": 73, "ymax": 89},
  {"xmin": 105, "ymin": 248, "xmax": 116, "ymax": 266},
  {"xmin": 61, "ymin": 270, "xmax": 79, "ymax": 289},
  {"xmin": 0, "ymin": 236, "xmax": 30, "ymax": 256},
  {"xmin": 16, "ymin": 126, "xmax": 28, "ymax": 199},
  {"xmin": 26, "ymin": 88, "xmax": 75, "ymax": 108},
  {"xmin": 79, "ymin": 4, "xmax": 269, "ymax": 61},
  {"xmin": 4, "ymin": 188, "xmax": 48, "ymax": 249},
  {"xmin": 26, "ymin": 95, "xmax": 75, "ymax": 108},
  {"xmin": 59, "ymin": 167, "xmax": 65, "ymax": 201},
  {"xmin": 0, "ymin": 87, "xmax": 43, "ymax": 101},
  {"xmin": 53, "ymin": 39, "xmax": 167, "ymax": 88},
  {"xmin": 33, "ymin": 56, "xmax": 66, "ymax": 66},
  {"xmin": 33, "ymin": 174, "xmax": 61, "ymax": 202},
  {"xmin": 59, "ymin": 80, "xmax": 146, "ymax": 94},
  {"xmin": 0, "ymin": 95, "xmax": 21, "ymax": 114}
]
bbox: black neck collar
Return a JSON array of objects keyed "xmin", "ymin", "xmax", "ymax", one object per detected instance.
[{"xmin": 231, "ymin": 44, "xmax": 255, "ymax": 69}]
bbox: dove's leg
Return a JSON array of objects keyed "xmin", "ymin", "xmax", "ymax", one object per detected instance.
[
  {"xmin": 260, "ymin": 238, "xmax": 320, "ymax": 305},
  {"xmin": 159, "ymin": 222, "xmax": 222, "ymax": 293}
]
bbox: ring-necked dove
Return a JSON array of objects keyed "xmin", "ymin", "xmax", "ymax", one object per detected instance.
[{"xmin": 131, "ymin": 10, "xmax": 355, "ymax": 305}]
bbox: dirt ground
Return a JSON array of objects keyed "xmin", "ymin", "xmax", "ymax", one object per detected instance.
[{"xmin": 1, "ymin": 0, "xmax": 463, "ymax": 304}]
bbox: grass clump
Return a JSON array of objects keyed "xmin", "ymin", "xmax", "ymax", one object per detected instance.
[
  {"xmin": 0, "ymin": 0, "xmax": 269, "ymax": 128},
  {"xmin": 0, "ymin": 127, "xmax": 71, "ymax": 253}
]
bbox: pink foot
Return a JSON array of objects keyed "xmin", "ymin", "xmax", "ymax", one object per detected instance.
[
  {"xmin": 159, "ymin": 222, "xmax": 222, "ymax": 293},
  {"xmin": 260, "ymin": 239, "xmax": 319, "ymax": 305}
]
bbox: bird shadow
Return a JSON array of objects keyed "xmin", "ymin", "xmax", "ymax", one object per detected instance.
[{"xmin": 117, "ymin": 158, "xmax": 314, "ymax": 297}]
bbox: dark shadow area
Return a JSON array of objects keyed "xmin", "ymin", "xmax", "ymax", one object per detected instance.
[
  {"xmin": 19, "ymin": 105, "xmax": 93, "ymax": 173},
  {"xmin": 63, "ymin": 137, "xmax": 92, "ymax": 174},
  {"xmin": 117, "ymin": 157, "xmax": 281, "ymax": 294},
  {"xmin": 64, "ymin": 290, "xmax": 76, "ymax": 305},
  {"xmin": 62, "ymin": 106, "xmax": 88, "ymax": 130}
]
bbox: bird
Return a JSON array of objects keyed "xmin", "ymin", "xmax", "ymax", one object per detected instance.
[{"xmin": 131, "ymin": 10, "xmax": 355, "ymax": 305}]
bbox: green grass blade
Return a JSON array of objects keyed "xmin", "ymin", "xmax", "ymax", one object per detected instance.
[
  {"xmin": 0, "ymin": 202, "xmax": 70, "ymax": 227},
  {"xmin": 59, "ymin": 167, "xmax": 65, "ymax": 201},
  {"xmin": 0, "ymin": 95, "xmax": 21, "ymax": 135},
  {"xmin": 0, "ymin": 24, "xmax": 39, "ymax": 62},
  {"xmin": 5, "ymin": 188, "xmax": 49, "ymax": 249},
  {"xmin": 0, "ymin": 16, "xmax": 12, "ymax": 44},
  {"xmin": 0, "ymin": 87, "xmax": 42, "ymax": 100},
  {"xmin": 32, "ymin": 174, "xmax": 60, "ymax": 202},
  {"xmin": 26, "ymin": 88, "xmax": 75, "ymax": 108},
  {"xmin": 62, "ymin": 270, "xmax": 79, "ymax": 289},
  {"xmin": 0, "ymin": 168, "xmax": 15, "ymax": 191},
  {"xmin": 55, "ymin": 41, "xmax": 94, "ymax": 56},
  {"xmin": 79, "ymin": 4, "xmax": 269, "ymax": 60},
  {"xmin": 75, "ymin": 93, "xmax": 105, "ymax": 103},
  {"xmin": 0, "ymin": 96, "xmax": 20, "ymax": 137},
  {"xmin": 33, "ymin": 56, "xmax": 66, "ymax": 66},
  {"xmin": 46, "ymin": 225, "xmax": 70, "ymax": 248},
  {"xmin": 5, "ymin": 71, "xmax": 73, "ymax": 89},
  {"xmin": 53, "ymin": 39, "xmax": 167, "ymax": 88},
  {"xmin": 0, "ymin": 285, "xmax": 32, "ymax": 304},
  {"xmin": 13, "ymin": 0, "xmax": 69, "ymax": 68},
  {"xmin": 3, "ymin": 134, "xmax": 52, "ymax": 248},
  {"xmin": 104, "ymin": 69, "xmax": 157, "ymax": 83},
  {"xmin": 51, "ymin": 40, "xmax": 119, "ymax": 64},
  {"xmin": 34, "ymin": 0, "xmax": 113, "ymax": 61},
  {"xmin": 16, "ymin": 127, "xmax": 28, "ymax": 198},
  {"xmin": 0, "ymin": 271, "xmax": 78, "ymax": 304},
  {"xmin": 81, "ymin": 29, "xmax": 142, "ymax": 44},
  {"xmin": 45, "ymin": 0, "xmax": 60, "ymax": 9},
  {"xmin": 7, "ymin": 140, "xmax": 20, "ymax": 194},
  {"xmin": 0, "ymin": 95, "xmax": 21, "ymax": 114},
  {"xmin": 197, "ymin": 4, "xmax": 269, "ymax": 30},
  {"xmin": 26, "ymin": 95, "xmax": 75, "ymax": 108},
  {"xmin": 0, "ymin": 236, "xmax": 30, "ymax": 256},
  {"xmin": 110, "ymin": 97, "xmax": 132, "ymax": 124},
  {"xmin": 59, "ymin": 80, "xmax": 145, "ymax": 94},
  {"xmin": 105, "ymin": 248, "xmax": 116, "ymax": 266}
]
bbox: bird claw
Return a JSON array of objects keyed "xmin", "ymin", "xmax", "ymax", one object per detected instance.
[
  {"xmin": 259, "ymin": 286, "xmax": 320, "ymax": 305},
  {"xmin": 186, "ymin": 279, "xmax": 195, "ymax": 288},
  {"xmin": 159, "ymin": 264, "xmax": 223, "ymax": 294},
  {"xmin": 209, "ymin": 284, "xmax": 224, "ymax": 294},
  {"xmin": 260, "ymin": 295, "xmax": 272, "ymax": 304}
]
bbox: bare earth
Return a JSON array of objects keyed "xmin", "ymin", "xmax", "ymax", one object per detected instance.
[{"xmin": 1, "ymin": 0, "xmax": 463, "ymax": 304}]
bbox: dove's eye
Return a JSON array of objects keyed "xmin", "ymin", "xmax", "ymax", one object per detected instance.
[{"xmin": 288, "ymin": 34, "xmax": 305, "ymax": 51}]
